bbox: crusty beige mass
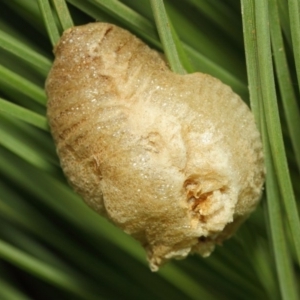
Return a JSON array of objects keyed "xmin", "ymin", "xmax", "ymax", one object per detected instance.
[{"xmin": 46, "ymin": 22, "xmax": 265, "ymax": 271}]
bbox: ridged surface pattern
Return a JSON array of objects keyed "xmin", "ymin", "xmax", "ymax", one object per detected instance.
[{"xmin": 46, "ymin": 23, "xmax": 265, "ymax": 271}]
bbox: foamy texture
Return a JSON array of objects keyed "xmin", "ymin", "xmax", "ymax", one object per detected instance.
[{"xmin": 46, "ymin": 23, "xmax": 265, "ymax": 271}]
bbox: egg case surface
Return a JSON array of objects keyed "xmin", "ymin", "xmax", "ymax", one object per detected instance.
[{"xmin": 46, "ymin": 23, "xmax": 265, "ymax": 271}]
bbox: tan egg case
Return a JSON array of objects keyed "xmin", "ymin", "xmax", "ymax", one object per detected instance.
[{"xmin": 46, "ymin": 23, "xmax": 265, "ymax": 271}]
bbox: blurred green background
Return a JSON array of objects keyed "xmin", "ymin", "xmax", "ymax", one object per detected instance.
[{"xmin": 0, "ymin": 1, "xmax": 299, "ymax": 299}]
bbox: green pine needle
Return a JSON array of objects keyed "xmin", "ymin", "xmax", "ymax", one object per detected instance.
[{"xmin": 0, "ymin": 1, "xmax": 299, "ymax": 299}]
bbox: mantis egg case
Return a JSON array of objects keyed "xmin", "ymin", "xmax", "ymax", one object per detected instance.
[{"xmin": 46, "ymin": 23, "xmax": 265, "ymax": 271}]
